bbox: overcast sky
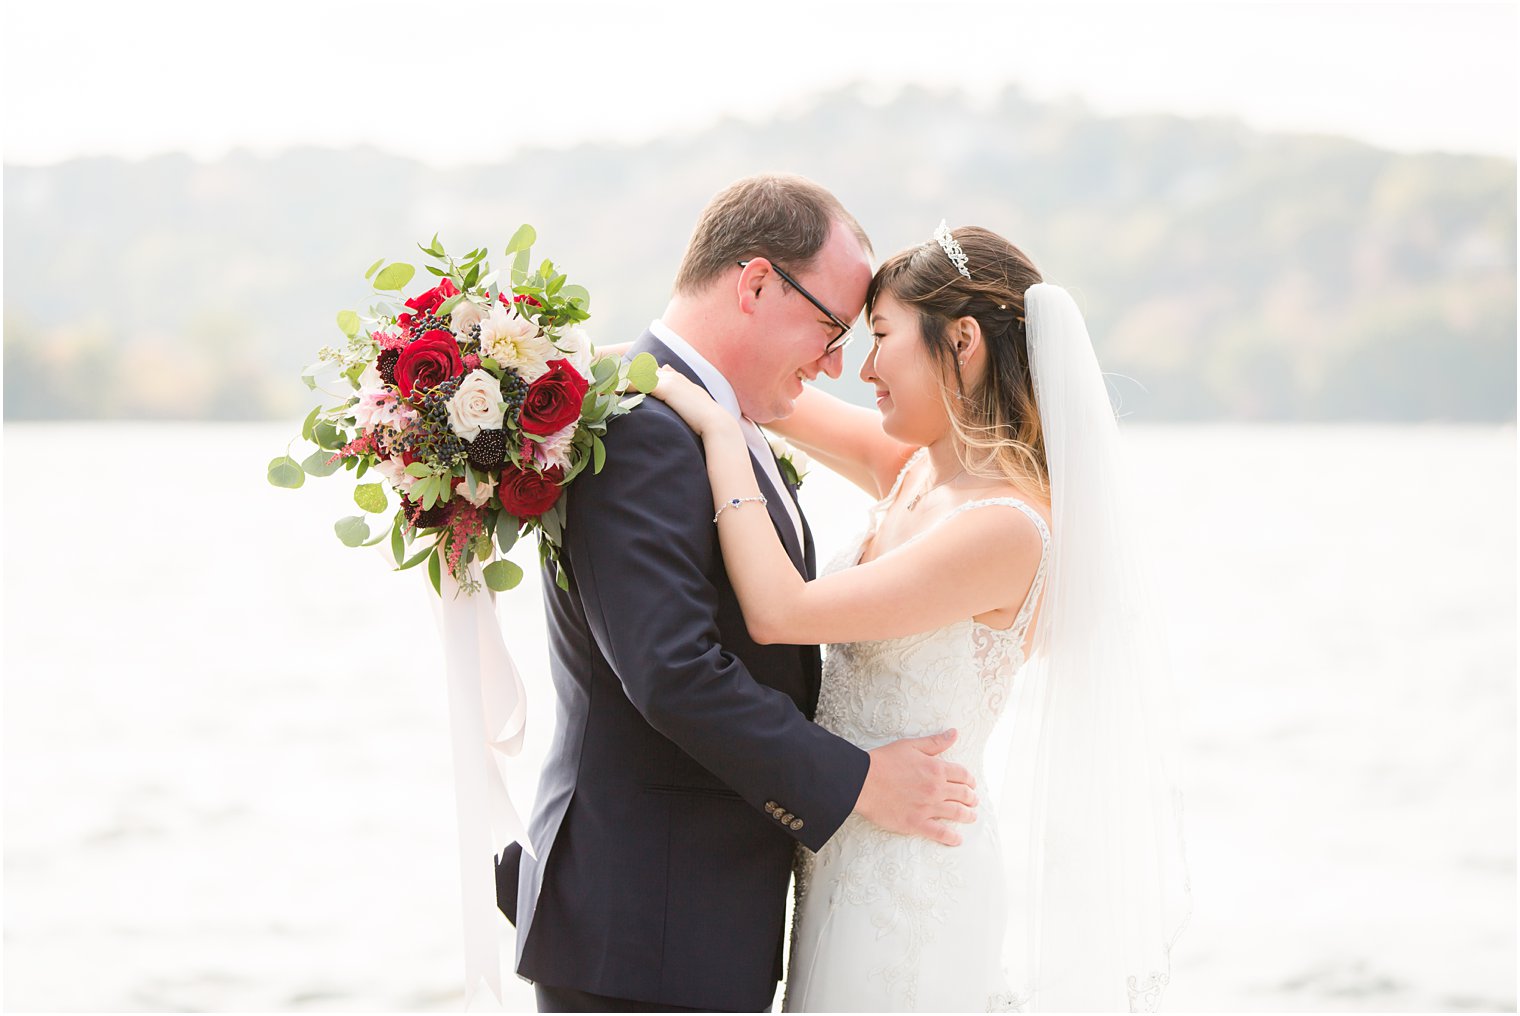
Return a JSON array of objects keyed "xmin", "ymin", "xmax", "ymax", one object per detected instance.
[{"xmin": 2, "ymin": 0, "xmax": 1515, "ymax": 166}]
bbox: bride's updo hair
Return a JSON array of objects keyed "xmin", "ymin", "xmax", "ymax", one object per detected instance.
[{"xmin": 865, "ymin": 226, "xmax": 1050, "ymax": 497}]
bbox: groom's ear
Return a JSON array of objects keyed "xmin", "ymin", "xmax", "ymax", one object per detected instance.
[{"xmin": 735, "ymin": 258, "xmax": 770, "ymax": 315}]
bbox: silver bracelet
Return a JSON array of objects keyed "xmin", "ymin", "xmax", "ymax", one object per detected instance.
[{"xmin": 713, "ymin": 495, "xmax": 767, "ymax": 522}]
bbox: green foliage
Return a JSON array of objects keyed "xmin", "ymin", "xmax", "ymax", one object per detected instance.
[
  {"xmin": 483, "ymin": 559, "xmax": 524, "ymax": 591},
  {"xmin": 354, "ymin": 482, "xmax": 387, "ymax": 513},
  {"xmin": 267, "ymin": 455, "xmax": 304, "ymax": 488},
  {"xmin": 505, "ymin": 224, "xmax": 536, "ymax": 256},
  {"xmin": 373, "ymin": 263, "xmax": 415, "ymax": 291},
  {"xmin": 334, "ymin": 515, "xmax": 369, "ymax": 547},
  {"xmin": 627, "ymin": 353, "xmax": 659, "ymax": 394},
  {"xmin": 427, "ymin": 546, "xmax": 442, "ymax": 595},
  {"xmin": 301, "ymin": 449, "xmax": 341, "ymax": 477}
]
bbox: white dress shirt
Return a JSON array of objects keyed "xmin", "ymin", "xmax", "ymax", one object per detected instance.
[{"xmin": 648, "ymin": 319, "xmax": 804, "ymax": 546}]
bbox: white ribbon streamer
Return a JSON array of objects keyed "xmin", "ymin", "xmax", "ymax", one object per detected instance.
[{"xmin": 426, "ymin": 560, "xmax": 533, "ymax": 1011}]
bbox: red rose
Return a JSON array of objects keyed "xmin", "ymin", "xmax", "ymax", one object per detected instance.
[
  {"xmin": 496, "ymin": 463, "xmax": 565, "ymax": 518},
  {"xmin": 405, "ymin": 278, "xmax": 459, "ymax": 316},
  {"xmin": 519, "ymin": 358, "xmax": 589, "ymax": 436},
  {"xmin": 394, "ymin": 329, "xmax": 464, "ymax": 396}
]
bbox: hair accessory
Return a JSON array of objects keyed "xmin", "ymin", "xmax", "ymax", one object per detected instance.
[
  {"xmin": 713, "ymin": 494, "xmax": 767, "ymax": 522},
  {"xmin": 933, "ymin": 220, "xmax": 971, "ymax": 280}
]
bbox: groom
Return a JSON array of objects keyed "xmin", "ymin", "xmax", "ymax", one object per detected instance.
[{"xmin": 497, "ymin": 174, "xmax": 977, "ymax": 1012}]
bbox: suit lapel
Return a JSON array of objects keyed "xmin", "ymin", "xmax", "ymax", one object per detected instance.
[{"xmin": 629, "ymin": 332, "xmax": 807, "ymax": 577}]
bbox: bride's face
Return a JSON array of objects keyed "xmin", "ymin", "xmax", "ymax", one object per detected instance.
[{"xmin": 861, "ymin": 291, "xmax": 951, "ymax": 445}]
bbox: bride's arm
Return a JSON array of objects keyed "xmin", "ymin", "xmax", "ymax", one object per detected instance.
[
  {"xmin": 652, "ymin": 370, "xmax": 1043, "ymax": 646},
  {"xmin": 763, "ymin": 384, "xmax": 915, "ymax": 499}
]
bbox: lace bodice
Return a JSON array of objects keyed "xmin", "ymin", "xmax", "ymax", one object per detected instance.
[
  {"xmin": 784, "ymin": 451, "xmax": 1052, "ymax": 1012},
  {"xmin": 813, "ymin": 451, "xmax": 1051, "ymax": 773}
]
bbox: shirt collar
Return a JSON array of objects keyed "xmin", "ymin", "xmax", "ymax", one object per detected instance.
[{"xmin": 648, "ymin": 318, "xmax": 743, "ymax": 422}]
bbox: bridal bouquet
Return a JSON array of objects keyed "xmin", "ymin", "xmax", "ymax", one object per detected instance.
[{"xmin": 270, "ymin": 226, "xmax": 658, "ymax": 596}]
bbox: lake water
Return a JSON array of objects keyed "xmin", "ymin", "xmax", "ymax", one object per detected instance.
[{"xmin": 3, "ymin": 422, "xmax": 1514, "ymax": 1012}]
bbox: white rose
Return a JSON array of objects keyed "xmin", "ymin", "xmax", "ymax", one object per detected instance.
[
  {"xmin": 767, "ymin": 435, "xmax": 810, "ymax": 470},
  {"xmin": 446, "ymin": 368, "xmax": 507, "ymax": 441},
  {"xmin": 461, "ymin": 473, "xmax": 496, "ymax": 508},
  {"xmin": 479, "ymin": 306, "xmax": 554, "ymax": 382},
  {"xmin": 554, "ymin": 325, "xmax": 595, "ymax": 377},
  {"xmin": 449, "ymin": 299, "xmax": 486, "ymax": 335}
]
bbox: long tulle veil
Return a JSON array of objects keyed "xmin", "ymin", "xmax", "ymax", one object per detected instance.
[{"xmin": 994, "ymin": 283, "xmax": 1193, "ymax": 1011}]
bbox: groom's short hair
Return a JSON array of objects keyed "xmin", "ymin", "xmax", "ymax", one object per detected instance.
[{"xmin": 673, "ymin": 174, "xmax": 872, "ymax": 296}]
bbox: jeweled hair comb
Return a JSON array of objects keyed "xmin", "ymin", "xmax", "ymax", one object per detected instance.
[{"xmin": 933, "ymin": 220, "xmax": 971, "ymax": 279}]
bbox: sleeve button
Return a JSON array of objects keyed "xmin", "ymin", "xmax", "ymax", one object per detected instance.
[{"xmin": 790, "ymin": 818, "xmax": 804, "ymax": 831}]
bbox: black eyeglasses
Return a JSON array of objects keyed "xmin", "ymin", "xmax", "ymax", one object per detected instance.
[{"xmin": 737, "ymin": 259, "xmax": 856, "ymax": 355}]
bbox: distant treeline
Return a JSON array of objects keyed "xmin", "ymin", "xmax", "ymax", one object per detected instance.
[{"xmin": 4, "ymin": 84, "xmax": 1514, "ymax": 421}]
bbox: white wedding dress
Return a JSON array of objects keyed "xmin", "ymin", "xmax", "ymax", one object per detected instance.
[{"xmin": 783, "ymin": 450, "xmax": 1050, "ymax": 1013}]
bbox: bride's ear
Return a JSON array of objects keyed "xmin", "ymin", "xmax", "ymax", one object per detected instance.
[{"xmin": 952, "ymin": 316, "xmax": 983, "ymax": 368}]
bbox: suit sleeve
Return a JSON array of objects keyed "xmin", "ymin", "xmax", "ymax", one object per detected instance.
[{"xmin": 561, "ymin": 400, "xmax": 869, "ymax": 852}]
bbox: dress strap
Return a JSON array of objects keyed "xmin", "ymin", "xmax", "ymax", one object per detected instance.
[
  {"xmin": 938, "ymin": 498, "xmax": 1051, "ymax": 640},
  {"xmin": 877, "ymin": 447, "xmax": 927, "ymax": 509}
]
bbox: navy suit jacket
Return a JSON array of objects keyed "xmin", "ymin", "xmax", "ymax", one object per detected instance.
[{"xmin": 495, "ymin": 332, "xmax": 870, "ymax": 1010}]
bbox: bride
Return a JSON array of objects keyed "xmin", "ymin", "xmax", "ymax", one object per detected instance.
[{"xmin": 650, "ymin": 224, "xmax": 1192, "ymax": 1012}]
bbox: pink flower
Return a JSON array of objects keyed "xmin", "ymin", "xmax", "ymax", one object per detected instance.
[
  {"xmin": 523, "ymin": 421, "xmax": 577, "ymax": 472},
  {"xmin": 374, "ymin": 329, "xmax": 409, "ymax": 352},
  {"xmin": 352, "ymin": 388, "xmax": 418, "ymax": 432}
]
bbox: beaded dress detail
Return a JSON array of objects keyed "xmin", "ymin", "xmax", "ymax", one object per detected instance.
[{"xmin": 783, "ymin": 450, "xmax": 1050, "ymax": 1013}]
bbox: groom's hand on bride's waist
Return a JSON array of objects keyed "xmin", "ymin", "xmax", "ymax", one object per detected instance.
[{"xmin": 852, "ymin": 728, "xmax": 979, "ymax": 846}]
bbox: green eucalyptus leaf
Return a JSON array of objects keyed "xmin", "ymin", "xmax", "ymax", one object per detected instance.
[
  {"xmin": 336, "ymin": 310, "xmax": 361, "ymax": 337},
  {"xmin": 593, "ymin": 435, "xmax": 607, "ymax": 473},
  {"xmin": 301, "ymin": 449, "xmax": 341, "ymax": 477},
  {"xmin": 335, "ymin": 515, "xmax": 370, "ymax": 547},
  {"xmin": 560, "ymin": 284, "xmax": 590, "ymax": 309},
  {"xmin": 391, "ymin": 515, "xmax": 406, "ymax": 565},
  {"xmin": 511, "ymin": 248, "xmax": 530, "ymax": 286},
  {"xmin": 555, "ymin": 567, "xmax": 570, "ymax": 591},
  {"xmin": 373, "ymin": 263, "xmax": 416, "ymax": 291},
  {"xmin": 496, "ymin": 514, "xmax": 520, "ymax": 554},
  {"xmin": 504, "ymin": 224, "xmax": 536, "ymax": 256},
  {"xmin": 300, "ymin": 405, "xmax": 321, "ymax": 442},
  {"xmin": 439, "ymin": 293, "xmax": 467, "ymax": 317},
  {"xmin": 404, "ymin": 462, "xmax": 432, "ymax": 478},
  {"xmin": 313, "ymin": 421, "xmax": 345, "ymax": 450},
  {"xmin": 539, "ymin": 503, "xmax": 562, "ymax": 544},
  {"xmin": 354, "ymin": 482, "xmax": 387, "ymax": 513},
  {"xmin": 427, "ymin": 548, "xmax": 442, "ymax": 595},
  {"xmin": 627, "ymin": 353, "xmax": 660, "ymax": 394},
  {"xmin": 483, "ymin": 559, "xmax": 524, "ymax": 592},
  {"xmin": 364, "ymin": 257, "xmax": 385, "ymax": 280},
  {"xmin": 397, "ymin": 544, "xmax": 433, "ymax": 571},
  {"xmin": 267, "ymin": 455, "xmax": 305, "ymax": 488},
  {"xmin": 592, "ymin": 357, "xmax": 618, "ymax": 385}
]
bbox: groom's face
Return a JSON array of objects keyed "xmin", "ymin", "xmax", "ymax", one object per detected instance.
[{"xmin": 733, "ymin": 221, "xmax": 871, "ymax": 423}]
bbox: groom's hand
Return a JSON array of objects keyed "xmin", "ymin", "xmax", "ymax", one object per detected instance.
[{"xmin": 853, "ymin": 729, "xmax": 978, "ymax": 846}]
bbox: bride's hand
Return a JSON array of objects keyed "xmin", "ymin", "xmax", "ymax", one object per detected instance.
[{"xmin": 650, "ymin": 366, "xmax": 736, "ymax": 439}]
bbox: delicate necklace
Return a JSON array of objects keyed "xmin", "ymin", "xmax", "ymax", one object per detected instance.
[{"xmin": 906, "ymin": 467, "xmax": 965, "ymax": 511}]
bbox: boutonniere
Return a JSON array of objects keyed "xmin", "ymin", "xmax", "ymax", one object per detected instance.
[{"xmin": 767, "ymin": 435, "xmax": 810, "ymax": 490}]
